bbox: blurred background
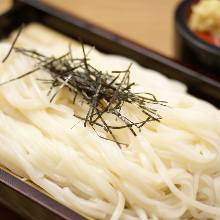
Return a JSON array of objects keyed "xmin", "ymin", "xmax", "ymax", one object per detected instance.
[
  {"xmin": 1, "ymin": 0, "xmax": 180, "ymax": 57},
  {"xmin": 0, "ymin": 0, "xmax": 179, "ymax": 219}
]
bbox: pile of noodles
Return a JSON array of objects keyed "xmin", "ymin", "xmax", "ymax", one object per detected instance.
[{"xmin": 0, "ymin": 24, "xmax": 219, "ymax": 220}]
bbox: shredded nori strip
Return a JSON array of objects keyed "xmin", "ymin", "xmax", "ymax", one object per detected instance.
[
  {"xmin": 1, "ymin": 39, "xmax": 167, "ymax": 147},
  {"xmin": 2, "ymin": 25, "xmax": 24, "ymax": 63}
]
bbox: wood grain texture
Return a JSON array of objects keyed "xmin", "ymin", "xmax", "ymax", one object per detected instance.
[{"xmin": 0, "ymin": 0, "xmax": 180, "ymax": 219}]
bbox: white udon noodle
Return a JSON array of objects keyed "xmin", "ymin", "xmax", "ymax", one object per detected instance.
[{"xmin": 0, "ymin": 33, "xmax": 220, "ymax": 220}]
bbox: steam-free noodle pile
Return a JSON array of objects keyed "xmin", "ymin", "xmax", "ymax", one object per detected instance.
[{"xmin": 0, "ymin": 24, "xmax": 220, "ymax": 220}]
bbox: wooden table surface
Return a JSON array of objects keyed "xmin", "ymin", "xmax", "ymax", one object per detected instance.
[{"xmin": 0, "ymin": 0, "xmax": 180, "ymax": 219}]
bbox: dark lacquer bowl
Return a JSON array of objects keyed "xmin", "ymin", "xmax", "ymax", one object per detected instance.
[{"xmin": 175, "ymin": 0, "xmax": 220, "ymax": 71}]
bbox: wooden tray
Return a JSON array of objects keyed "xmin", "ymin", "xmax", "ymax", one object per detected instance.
[{"xmin": 0, "ymin": 0, "xmax": 219, "ymax": 219}]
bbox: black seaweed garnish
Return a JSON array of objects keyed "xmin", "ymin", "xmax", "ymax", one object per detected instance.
[
  {"xmin": 1, "ymin": 39, "xmax": 167, "ymax": 147},
  {"xmin": 2, "ymin": 25, "xmax": 24, "ymax": 63}
]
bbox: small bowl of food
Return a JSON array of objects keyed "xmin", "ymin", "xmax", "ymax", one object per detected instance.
[{"xmin": 175, "ymin": 0, "xmax": 220, "ymax": 71}]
